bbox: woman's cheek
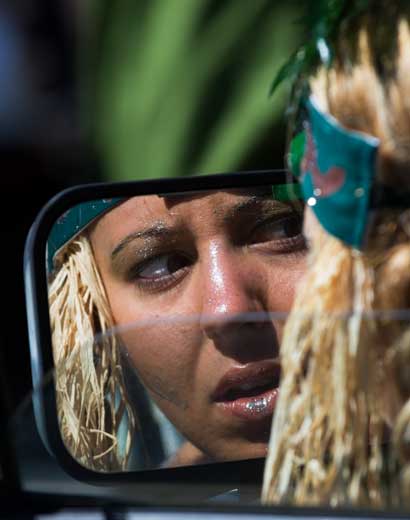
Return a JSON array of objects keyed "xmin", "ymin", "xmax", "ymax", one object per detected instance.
[
  {"xmin": 261, "ymin": 257, "xmax": 306, "ymax": 343},
  {"xmin": 265, "ymin": 257, "xmax": 306, "ymax": 309},
  {"xmin": 119, "ymin": 319, "xmax": 202, "ymax": 412}
]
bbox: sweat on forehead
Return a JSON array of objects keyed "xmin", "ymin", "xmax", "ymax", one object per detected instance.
[
  {"xmin": 93, "ymin": 190, "xmax": 285, "ymax": 236},
  {"xmin": 161, "ymin": 186, "xmax": 275, "ymax": 209}
]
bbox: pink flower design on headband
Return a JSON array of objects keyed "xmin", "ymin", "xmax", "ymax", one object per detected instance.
[{"xmin": 301, "ymin": 123, "xmax": 346, "ymax": 197}]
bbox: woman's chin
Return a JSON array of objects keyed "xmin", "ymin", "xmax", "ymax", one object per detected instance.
[
  {"xmin": 206, "ymin": 438, "xmax": 269, "ymax": 463},
  {"xmin": 241, "ymin": 442, "xmax": 269, "ymax": 460}
]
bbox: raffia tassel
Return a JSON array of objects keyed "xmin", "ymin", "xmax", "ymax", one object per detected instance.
[
  {"xmin": 263, "ymin": 226, "xmax": 410, "ymax": 507},
  {"xmin": 262, "ymin": 232, "xmax": 392, "ymax": 507}
]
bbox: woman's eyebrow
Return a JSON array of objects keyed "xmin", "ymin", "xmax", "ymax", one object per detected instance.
[
  {"xmin": 223, "ymin": 196, "xmax": 290, "ymax": 224},
  {"xmin": 111, "ymin": 222, "xmax": 178, "ymax": 259}
]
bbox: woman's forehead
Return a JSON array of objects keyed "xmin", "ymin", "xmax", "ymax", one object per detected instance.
[{"xmin": 92, "ymin": 188, "xmax": 283, "ymax": 242}]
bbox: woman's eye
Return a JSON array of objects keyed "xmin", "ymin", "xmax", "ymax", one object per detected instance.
[
  {"xmin": 136, "ymin": 253, "xmax": 191, "ymax": 280},
  {"xmin": 252, "ymin": 214, "xmax": 303, "ymax": 243}
]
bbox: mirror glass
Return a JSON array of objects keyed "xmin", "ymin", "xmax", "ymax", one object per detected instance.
[
  {"xmin": 46, "ymin": 183, "xmax": 306, "ymax": 472},
  {"xmin": 10, "ymin": 370, "xmax": 262, "ymax": 503}
]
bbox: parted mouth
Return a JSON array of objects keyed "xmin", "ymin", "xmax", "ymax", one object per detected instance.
[{"xmin": 211, "ymin": 360, "xmax": 281, "ymax": 403}]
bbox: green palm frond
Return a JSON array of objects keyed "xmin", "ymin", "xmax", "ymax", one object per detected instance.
[
  {"xmin": 81, "ymin": 0, "xmax": 303, "ymax": 181},
  {"xmin": 269, "ymin": 0, "xmax": 410, "ymax": 98}
]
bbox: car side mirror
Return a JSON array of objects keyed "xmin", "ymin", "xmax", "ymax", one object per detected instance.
[{"xmin": 23, "ymin": 170, "xmax": 304, "ymax": 497}]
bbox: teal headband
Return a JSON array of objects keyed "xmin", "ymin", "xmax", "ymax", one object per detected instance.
[
  {"xmin": 289, "ymin": 96, "xmax": 380, "ymax": 249},
  {"xmin": 47, "ymin": 198, "xmax": 124, "ymax": 273}
]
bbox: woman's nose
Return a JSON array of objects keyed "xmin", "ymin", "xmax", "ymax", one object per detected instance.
[{"xmin": 199, "ymin": 242, "xmax": 261, "ymax": 341}]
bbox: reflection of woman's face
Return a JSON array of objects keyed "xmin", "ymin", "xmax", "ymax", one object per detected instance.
[{"xmin": 90, "ymin": 189, "xmax": 306, "ymax": 461}]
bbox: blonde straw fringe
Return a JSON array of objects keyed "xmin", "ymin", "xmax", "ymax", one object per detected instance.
[
  {"xmin": 49, "ymin": 235, "xmax": 135, "ymax": 472},
  {"xmin": 263, "ymin": 17, "xmax": 410, "ymax": 508},
  {"xmin": 262, "ymin": 219, "xmax": 410, "ymax": 508}
]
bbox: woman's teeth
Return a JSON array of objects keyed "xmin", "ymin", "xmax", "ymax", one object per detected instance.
[
  {"xmin": 221, "ymin": 373, "xmax": 275, "ymax": 401},
  {"xmin": 225, "ymin": 381, "xmax": 272, "ymax": 401},
  {"xmin": 238, "ymin": 381, "xmax": 263, "ymax": 392}
]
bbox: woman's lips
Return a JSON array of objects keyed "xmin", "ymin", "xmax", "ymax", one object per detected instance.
[
  {"xmin": 217, "ymin": 387, "xmax": 279, "ymax": 420},
  {"xmin": 211, "ymin": 360, "xmax": 280, "ymax": 420}
]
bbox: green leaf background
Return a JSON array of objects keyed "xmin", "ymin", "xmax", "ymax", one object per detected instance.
[{"xmin": 81, "ymin": 0, "xmax": 303, "ymax": 181}]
